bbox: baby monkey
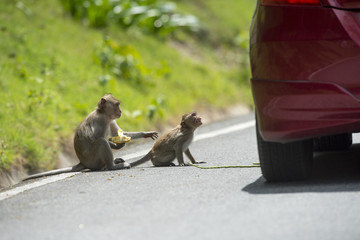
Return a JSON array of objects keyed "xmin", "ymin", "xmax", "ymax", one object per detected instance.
[{"xmin": 130, "ymin": 112, "xmax": 205, "ymax": 167}]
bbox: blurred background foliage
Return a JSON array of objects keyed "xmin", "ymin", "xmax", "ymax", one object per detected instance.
[
  {"xmin": 60, "ymin": 0, "xmax": 200, "ymax": 36},
  {"xmin": 0, "ymin": 0, "xmax": 255, "ymax": 173}
]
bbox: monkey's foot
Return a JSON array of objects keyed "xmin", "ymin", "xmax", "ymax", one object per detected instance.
[
  {"xmin": 179, "ymin": 163, "xmax": 190, "ymax": 166},
  {"xmin": 114, "ymin": 158, "xmax": 125, "ymax": 164},
  {"xmin": 114, "ymin": 158, "xmax": 131, "ymax": 169}
]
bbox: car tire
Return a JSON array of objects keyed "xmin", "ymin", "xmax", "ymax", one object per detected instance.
[
  {"xmin": 256, "ymin": 120, "xmax": 313, "ymax": 182},
  {"xmin": 313, "ymin": 133, "xmax": 352, "ymax": 152}
]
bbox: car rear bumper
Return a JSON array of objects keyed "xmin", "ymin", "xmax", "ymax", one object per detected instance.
[
  {"xmin": 252, "ymin": 78, "xmax": 360, "ymax": 142},
  {"xmin": 250, "ymin": 3, "xmax": 360, "ymax": 142}
]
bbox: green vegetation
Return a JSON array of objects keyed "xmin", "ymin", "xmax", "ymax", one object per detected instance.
[
  {"xmin": 60, "ymin": 0, "xmax": 200, "ymax": 36},
  {"xmin": 0, "ymin": 0, "xmax": 255, "ymax": 173}
]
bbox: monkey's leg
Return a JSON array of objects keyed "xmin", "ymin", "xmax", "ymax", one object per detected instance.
[
  {"xmin": 151, "ymin": 153, "xmax": 176, "ymax": 167},
  {"xmin": 88, "ymin": 138, "xmax": 130, "ymax": 170},
  {"xmin": 184, "ymin": 149, "xmax": 206, "ymax": 164},
  {"xmin": 153, "ymin": 161, "xmax": 176, "ymax": 167}
]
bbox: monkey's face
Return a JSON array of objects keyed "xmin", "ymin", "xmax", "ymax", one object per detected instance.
[
  {"xmin": 104, "ymin": 101, "xmax": 122, "ymax": 120},
  {"xmin": 183, "ymin": 112, "xmax": 202, "ymax": 128},
  {"xmin": 191, "ymin": 112, "xmax": 202, "ymax": 127},
  {"xmin": 113, "ymin": 101, "xmax": 122, "ymax": 119},
  {"xmin": 100, "ymin": 95, "xmax": 122, "ymax": 119}
]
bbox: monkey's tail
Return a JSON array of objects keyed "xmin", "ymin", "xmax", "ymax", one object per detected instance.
[
  {"xmin": 129, "ymin": 152, "xmax": 152, "ymax": 167},
  {"xmin": 22, "ymin": 163, "xmax": 87, "ymax": 181}
]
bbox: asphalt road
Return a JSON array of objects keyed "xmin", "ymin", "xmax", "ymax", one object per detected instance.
[{"xmin": 1, "ymin": 113, "xmax": 360, "ymax": 240}]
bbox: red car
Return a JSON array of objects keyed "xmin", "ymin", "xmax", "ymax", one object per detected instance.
[{"xmin": 250, "ymin": 0, "xmax": 360, "ymax": 181}]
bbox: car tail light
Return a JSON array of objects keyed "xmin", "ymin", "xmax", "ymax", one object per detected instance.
[{"xmin": 261, "ymin": 0, "xmax": 320, "ymax": 6}]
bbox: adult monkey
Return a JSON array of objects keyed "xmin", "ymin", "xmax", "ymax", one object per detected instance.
[{"xmin": 23, "ymin": 94, "xmax": 158, "ymax": 180}]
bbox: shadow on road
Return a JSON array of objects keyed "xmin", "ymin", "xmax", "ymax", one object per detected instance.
[{"xmin": 243, "ymin": 144, "xmax": 360, "ymax": 194}]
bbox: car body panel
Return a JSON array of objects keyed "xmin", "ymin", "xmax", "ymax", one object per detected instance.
[
  {"xmin": 321, "ymin": 0, "xmax": 360, "ymax": 9},
  {"xmin": 252, "ymin": 79, "xmax": 360, "ymax": 142},
  {"xmin": 250, "ymin": 1, "xmax": 360, "ymax": 142}
]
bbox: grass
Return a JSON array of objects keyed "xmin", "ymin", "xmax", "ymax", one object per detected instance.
[{"xmin": 0, "ymin": 0, "xmax": 255, "ymax": 173}]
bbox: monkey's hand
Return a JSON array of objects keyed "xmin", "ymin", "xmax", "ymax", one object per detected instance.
[
  {"xmin": 109, "ymin": 142, "xmax": 126, "ymax": 150},
  {"xmin": 144, "ymin": 131, "xmax": 158, "ymax": 140}
]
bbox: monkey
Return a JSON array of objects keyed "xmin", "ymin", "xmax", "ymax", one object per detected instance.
[
  {"xmin": 129, "ymin": 111, "xmax": 205, "ymax": 167},
  {"xmin": 23, "ymin": 94, "xmax": 158, "ymax": 181}
]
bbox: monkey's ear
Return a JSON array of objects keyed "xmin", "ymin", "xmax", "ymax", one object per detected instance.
[
  {"xmin": 181, "ymin": 114, "xmax": 187, "ymax": 124},
  {"xmin": 98, "ymin": 97, "xmax": 107, "ymax": 109},
  {"xmin": 180, "ymin": 113, "xmax": 189, "ymax": 127}
]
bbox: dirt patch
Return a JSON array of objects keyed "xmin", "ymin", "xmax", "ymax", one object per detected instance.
[
  {"xmin": 0, "ymin": 139, "xmax": 79, "ymax": 189},
  {"xmin": 0, "ymin": 158, "xmax": 28, "ymax": 189}
]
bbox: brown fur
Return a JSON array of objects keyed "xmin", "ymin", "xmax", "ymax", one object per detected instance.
[
  {"xmin": 23, "ymin": 94, "xmax": 158, "ymax": 181},
  {"xmin": 130, "ymin": 112, "xmax": 205, "ymax": 167}
]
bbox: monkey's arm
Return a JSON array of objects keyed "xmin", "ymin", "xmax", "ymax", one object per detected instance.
[
  {"xmin": 184, "ymin": 148, "xmax": 206, "ymax": 164},
  {"xmin": 98, "ymin": 120, "xmax": 125, "ymax": 149},
  {"xmin": 175, "ymin": 147, "xmax": 187, "ymax": 166},
  {"xmin": 109, "ymin": 120, "xmax": 158, "ymax": 140},
  {"xmin": 123, "ymin": 131, "xmax": 158, "ymax": 140},
  {"xmin": 109, "ymin": 120, "xmax": 121, "ymax": 136}
]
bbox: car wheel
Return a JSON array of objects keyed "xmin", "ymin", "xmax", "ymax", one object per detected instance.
[
  {"xmin": 256, "ymin": 120, "xmax": 313, "ymax": 182},
  {"xmin": 313, "ymin": 133, "xmax": 352, "ymax": 152}
]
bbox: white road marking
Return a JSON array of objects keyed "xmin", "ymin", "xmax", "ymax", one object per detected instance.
[
  {"xmin": 0, "ymin": 173, "xmax": 76, "ymax": 201},
  {"xmin": 194, "ymin": 120, "xmax": 255, "ymax": 142},
  {"xmin": 0, "ymin": 120, "xmax": 255, "ymax": 201}
]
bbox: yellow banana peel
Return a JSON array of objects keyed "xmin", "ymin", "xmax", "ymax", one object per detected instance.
[{"xmin": 109, "ymin": 129, "xmax": 131, "ymax": 144}]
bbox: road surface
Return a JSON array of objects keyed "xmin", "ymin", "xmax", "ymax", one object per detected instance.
[{"xmin": 1, "ymin": 113, "xmax": 360, "ymax": 240}]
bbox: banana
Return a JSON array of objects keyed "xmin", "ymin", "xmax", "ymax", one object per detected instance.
[{"xmin": 109, "ymin": 129, "xmax": 131, "ymax": 144}]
